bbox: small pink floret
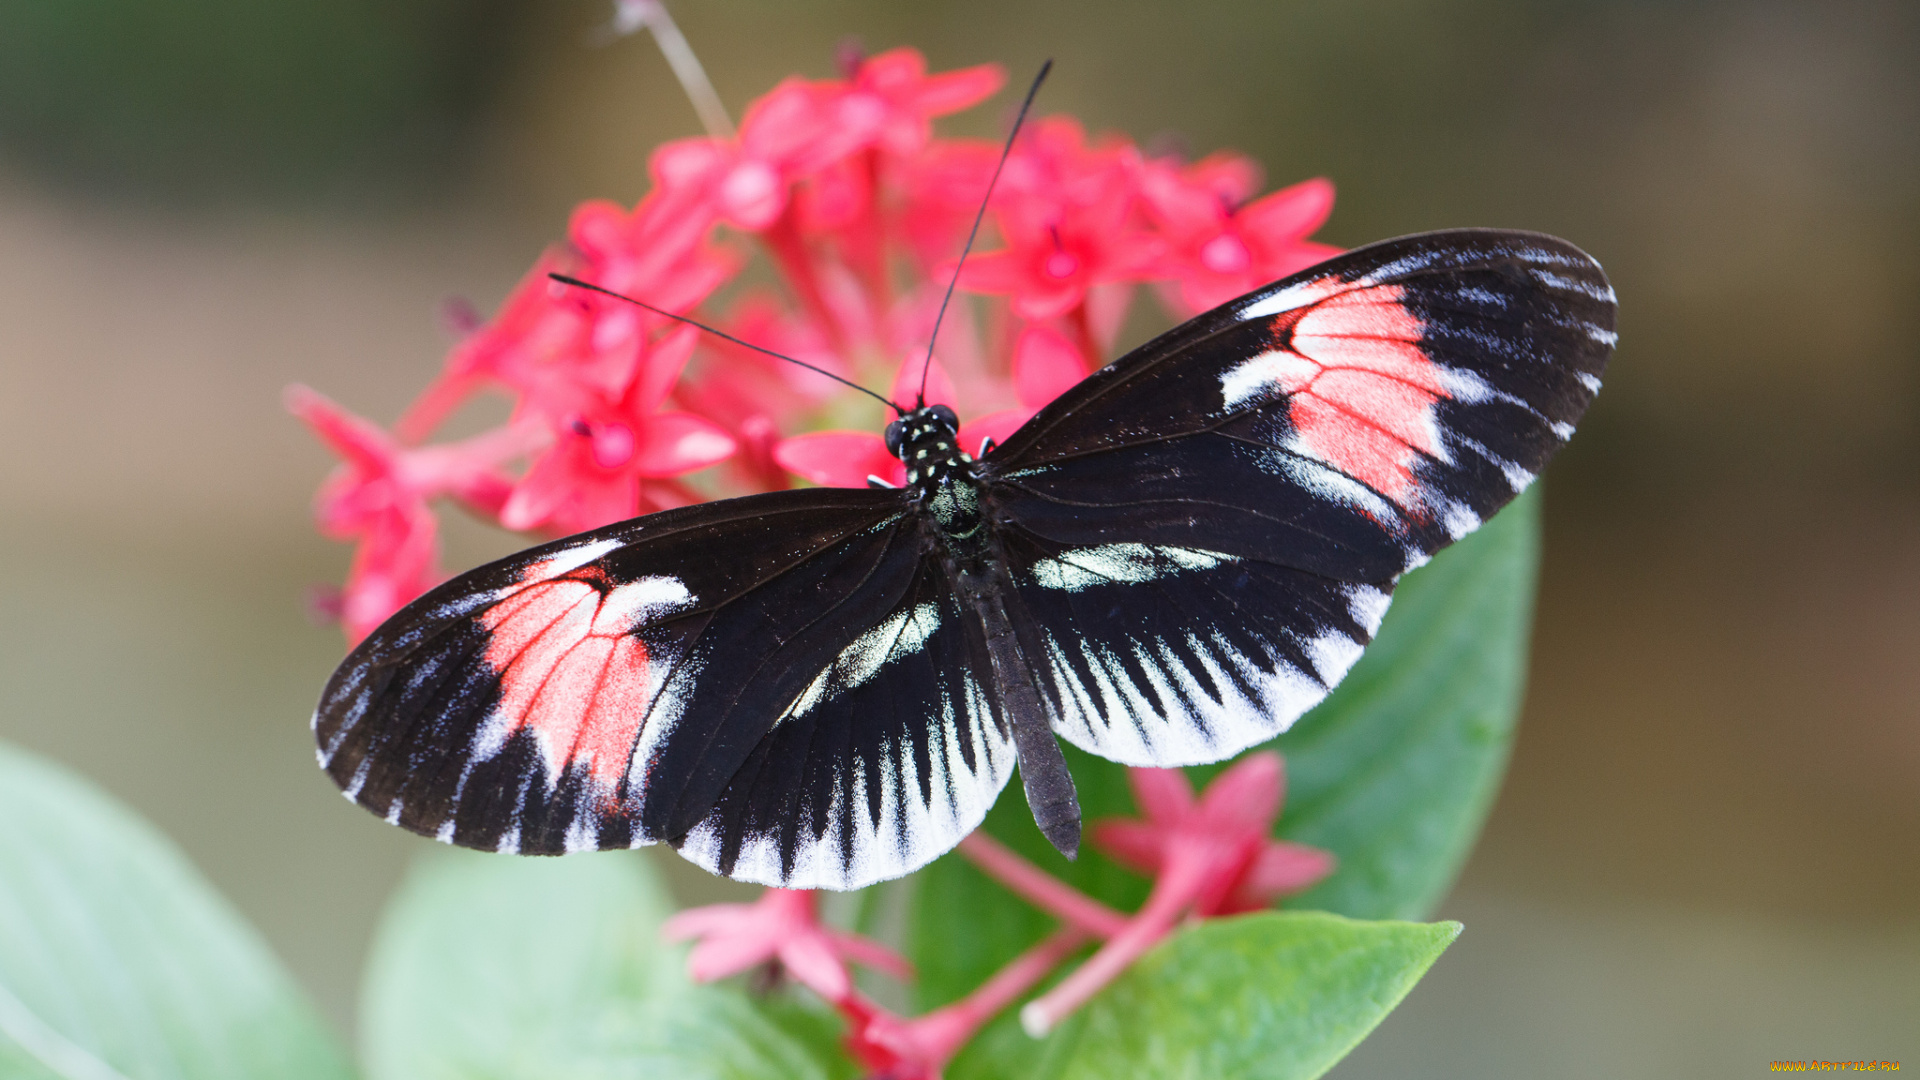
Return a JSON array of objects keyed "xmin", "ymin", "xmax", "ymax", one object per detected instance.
[
  {"xmin": 664, "ymin": 888, "xmax": 909, "ymax": 1006},
  {"xmin": 1021, "ymin": 753, "xmax": 1333, "ymax": 1034},
  {"xmin": 1200, "ymin": 233, "xmax": 1252, "ymax": 273}
]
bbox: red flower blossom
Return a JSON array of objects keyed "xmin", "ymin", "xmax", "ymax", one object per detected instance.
[
  {"xmin": 1141, "ymin": 154, "xmax": 1341, "ymax": 315},
  {"xmin": 834, "ymin": 46, "xmax": 1005, "ymax": 159},
  {"xmin": 287, "ymin": 386, "xmax": 531, "ymax": 643},
  {"xmin": 772, "ymin": 355, "xmax": 956, "ymax": 488},
  {"xmin": 662, "ymin": 887, "xmax": 909, "ymax": 1004},
  {"xmin": 672, "ymin": 292, "xmax": 852, "ymax": 491},
  {"xmin": 896, "ymin": 138, "xmax": 1001, "ymax": 271},
  {"xmin": 959, "ymin": 117, "xmax": 1162, "ymax": 322},
  {"xmin": 652, "ymin": 78, "xmax": 878, "ymax": 233},
  {"xmin": 498, "ymin": 323, "xmax": 737, "ymax": 536},
  {"xmin": 394, "ymin": 256, "xmax": 582, "ymax": 444},
  {"xmin": 567, "ymin": 193, "xmax": 740, "ymax": 318}
]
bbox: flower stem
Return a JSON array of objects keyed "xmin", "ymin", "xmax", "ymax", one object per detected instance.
[
  {"xmin": 1019, "ymin": 848, "xmax": 1212, "ymax": 1036},
  {"xmin": 956, "ymin": 833, "xmax": 1128, "ymax": 937},
  {"xmin": 912, "ymin": 926, "xmax": 1088, "ymax": 1063},
  {"xmin": 1068, "ymin": 302, "xmax": 1100, "ymax": 367},
  {"xmin": 761, "ymin": 211, "xmax": 850, "ymax": 355},
  {"xmin": 847, "ymin": 925, "xmax": 1089, "ymax": 1075},
  {"xmin": 618, "ymin": 0, "xmax": 736, "ymax": 140}
]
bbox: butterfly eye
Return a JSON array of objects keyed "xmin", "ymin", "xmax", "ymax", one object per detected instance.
[
  {"xmin": 929, "ymin": 404, "xmax": 959, "ymax": 432},
  {"xmin": 883, "ymin": 417, "xmax": 907, "ymax": 457}
]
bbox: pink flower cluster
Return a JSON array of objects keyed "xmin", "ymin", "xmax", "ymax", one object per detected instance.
[
  {"xmin": 667, "ymin": 753, "xmax": 1333, "ymax": 1078},
  {"xmin": 292, "ymin": 45, "xmax": 1338, "ymax": 644}
]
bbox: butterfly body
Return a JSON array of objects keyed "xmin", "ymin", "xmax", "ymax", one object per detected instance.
[
  {"xmin": 315, "ymin": 229, "xmax": 1615, "ymax": 890},
  {"xmin": 885, "ymin": 402, "xmax": 1086, "ymax": 856}
]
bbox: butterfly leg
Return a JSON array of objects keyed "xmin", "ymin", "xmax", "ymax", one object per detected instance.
[{"xmin": 966, "ymin": 574, "xmax": 1081, "ymax": 860}]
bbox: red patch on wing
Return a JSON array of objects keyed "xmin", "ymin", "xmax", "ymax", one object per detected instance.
[
  {"xmin": 1268, "ymin": 283, "xmax": 1444, "ymax": 508},
  {"xmin": 479, "ymin": 559, "xmax": 658, "ymax": 792}
]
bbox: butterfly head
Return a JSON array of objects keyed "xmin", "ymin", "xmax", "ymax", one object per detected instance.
[
  {"xmin": 884, "ymin": 404, "xmax": 974, "ymax": 490},
  {"xmin": 884, "ymin": 403, "xmax": 960, "ymax": 458}
]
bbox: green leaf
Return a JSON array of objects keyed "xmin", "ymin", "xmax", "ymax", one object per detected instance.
[
  {"xmin": 0, "ymin": 740, "xmax": 353, "ymax": 1080},
  {"xmin": 909, "ymin": 490, "xmax": 1537, "ymax": 1041},
  {"xmin": 362, "ymin": 848, "xmax": 854, "ymax": 1080},
  {"xmin": 1267, "ymin": 487, "xmax": 1538, "ymax": 918},
  {"xmin": 1043, "ymin": 913, "xmax": 1460, "ymax": 1080}
]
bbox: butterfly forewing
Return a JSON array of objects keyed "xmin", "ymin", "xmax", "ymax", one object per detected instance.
[
  {"xmin": 318, "ymin": 488, "xmax": 918, "ymax": 856},
  {"xmin": 985, "ymin": 229, "xmax": 1614, "ymax": 574}
]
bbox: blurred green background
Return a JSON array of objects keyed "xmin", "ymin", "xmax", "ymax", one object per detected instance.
[{"xmin": 0, "ymin": 0, "xmax": 1914, "ymax": 1074}]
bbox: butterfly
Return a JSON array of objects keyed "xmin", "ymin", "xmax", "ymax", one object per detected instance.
[{"xmin": 313, "ymin": 228, "xmax": 1615, "ymax": 890}]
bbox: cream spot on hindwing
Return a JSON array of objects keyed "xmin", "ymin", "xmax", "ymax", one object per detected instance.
[
  {"xmin": 786, "ymin": 602, "xmax": 942, "ymax": 720},
  {"xmin": 1029, "ymin": 544, "xmax": 1234, "ymax": 592}
]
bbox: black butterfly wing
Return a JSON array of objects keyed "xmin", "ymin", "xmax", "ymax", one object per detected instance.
[
  {"xmin": 980, "ymin": 229, "xmax": 1613, "ymax": 764},
  {"xmin": 994, "ymin": 528, "xmax": 1391, "ymax": 767},
  {"xmin": 314, "ymin": 486, "xmax": 1014, "ymax": 888},
  {"xmin": 673, "ymin": 550, "xmax": 1015, "ymax": 888},
  {"xmin": 984, "ymin": 229, "xmax": 1615, "ymax": 576}
]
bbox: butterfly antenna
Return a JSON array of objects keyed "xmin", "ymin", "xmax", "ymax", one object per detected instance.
[
  {"xmin": 549, "ymin": 274, "xmax": 902, "ymax": 415},
  {"xmin": 917, "ymin": 58, "xmax": 1052, "ymax": 408}
]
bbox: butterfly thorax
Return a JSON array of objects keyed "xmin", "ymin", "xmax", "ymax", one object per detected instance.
[{"xmin": 885, "ymin": 404, "xmax": 988, "ymax": 555}]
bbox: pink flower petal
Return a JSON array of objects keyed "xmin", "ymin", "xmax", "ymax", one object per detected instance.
[
  {"xmin": 285, "ymin": 385, "xmax": 393, "ymax": 474},
  {"xmin": 889, "ymin": 353, "xmax": 956, "ymax": 411},
  {"xmin": 778, "ymin": 933, "xmax": 852, "ymax": 1002},
  {"xmin": 542, "ymin": 468, "xmax": 640, "ymax": 536},
  {"xmin": 686, "ymin": 929, "xmax": 780, "ymax": 983},
  {"xmin": 630, "ymin": 412, "xmax": 738, "ymax": 476},
  {"xmin": 568, "ymin": 198, "xmax": 631, "ymax": 261},
  {"xmin": 1227, "ymin": 840, "xmax": 1336, "ymax": 909},
  {"xmin": 1262, "ymin": 240, "xmax": 1343, "ymax": 282},
  {"xmin": 775, "ymin": 430, "xmax": 899, "ymax": 488},
  {"xmin": 1196, "ymin": 751, "xmax": 1283, "ymax": 835},
  {"xmin": 1012, "ymin": 324, "xmax": 1090, "ymax": 409},
  {"xmin": 958, "ymin": 410, "xmax": 1029, "ymax": 457},
  {"xmin": 954, "ymin": 250, "xmax": 1030, "ymax": 295},
  {"xmin": 719, "ymin": 160, "xmax": 788, "ymax": 231},
  {"xmin": 650, "ymin": 137, "xmax": 727, "ymax": 190},
  {"xmin": 1238, "ymin": 176, "xmax": 1335, "ymax": 245},
  {"xmin": 913, "ymin": 62, "xmax": 1007, "ymax": 116},
  {"xmin": 1085, "ymin": 819, "xmax": 1165, "ymax": 876},
  {"xmin": 826, "ymin": 929, "xmax": 915, "ymax": 981},
  {"xmin": 632, "ymin": 325, "xmax": 700, "ymax": 415},
  {"xmin": 1126, "ymin": 767, "xmax": 1195, "ymax": 824},
  {"xmin": 661, "ymin": 904, "xmax": 756, "ymax": 941},
  {"xmin": 1009, "ymin": 277, "xmax": 1088, "ymax": 322},
  {"xmin": 497, "ymin": 447, "xmax": 576, "ymax": 532}
]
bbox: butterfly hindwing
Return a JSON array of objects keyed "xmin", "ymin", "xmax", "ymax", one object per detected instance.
[
  {"xmin": 999, "ymin": 528, "xmax": 1391, "ymax": 767},
  {"xmin": 674, "ymin": 555, "xmax": 1015, "ymax": 889},
  {"xmin": 985, "ymin": 229, "xmax": 1615, "ymax": 576}
]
